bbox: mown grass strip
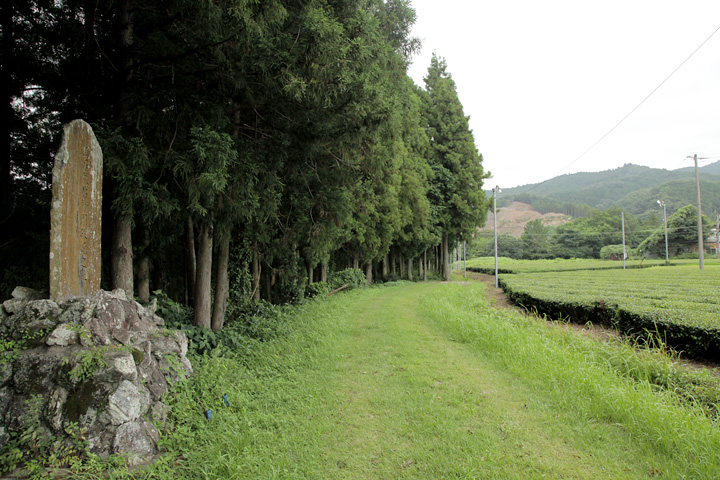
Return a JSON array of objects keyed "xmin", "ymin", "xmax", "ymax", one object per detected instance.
[{"xmin": 69, "ymin": 281, "xmax": 720, "ymax": 479}]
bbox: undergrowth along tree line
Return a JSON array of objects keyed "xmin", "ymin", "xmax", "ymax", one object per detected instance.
[{"xmin": 4, "ymin": 0, "xmax": 489, "ymax": 329}]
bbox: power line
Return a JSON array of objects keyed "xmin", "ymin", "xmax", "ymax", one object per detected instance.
[{"xmin": 521, "ymin": 24, "xmax": 720, "ymax": 193}]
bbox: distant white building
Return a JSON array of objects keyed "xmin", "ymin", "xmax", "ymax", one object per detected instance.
[{"xmin": 708, "ymin": 228, "xmax": 719, "ymax": 255}]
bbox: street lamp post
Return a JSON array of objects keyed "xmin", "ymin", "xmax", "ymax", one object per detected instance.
[
  {"xmin": 492, "ymin": 186, "xmax": 501, "ymax": 288},
  {"xmin": 657, "ymin": 200, "xmax": 669, "ymax": 266}
]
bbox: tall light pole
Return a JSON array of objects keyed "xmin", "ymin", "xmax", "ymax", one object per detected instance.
[
  {"xmin": 463, "ymin": 240, "xmax": 467, "ymax": 279},
  {"xmin": 621, "ymin": 211, "xmax": 626, "ymax": 270},
  {"xmin": 657, "ymin": 200, "xmax": 669, "ymax": 266},
  {"xmin": 492, "ymin": 186, "xmax": 501, "ymax": 288},
  {"xmin": 716, "ymin": 214, "xmax": 719, "ymax": 259},
  {"xmin": 689, "ymin": 154, "xmax": 705, "ymax": 270}
]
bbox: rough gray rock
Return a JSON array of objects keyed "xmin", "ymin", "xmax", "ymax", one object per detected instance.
[
  {"xmin": 46, "ymin": 323, "xmax": 80, "ymax": 346},
  {"xmin": 113, "ymin": 420, "xmax": 160, "ymax": 466},
  {"xmin": 107, "ymin": 380, "xmax": 145, "ymax": 425},
  {"xmin": 0, "ymin": 288, "xmax": 192, "ymax": 465},
  {"xmin": 11, "ymin": 286, "xmax": 46, "ymax": 302}
]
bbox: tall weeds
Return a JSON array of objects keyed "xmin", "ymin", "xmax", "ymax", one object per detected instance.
[{"xmin": 419, "ymin": 283, "xmax": 720, "ymax": 479}]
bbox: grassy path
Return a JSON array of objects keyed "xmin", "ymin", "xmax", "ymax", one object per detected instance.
[{"xmin": 216, "ymin": 281, "xmax": 717, "ymax": 479}]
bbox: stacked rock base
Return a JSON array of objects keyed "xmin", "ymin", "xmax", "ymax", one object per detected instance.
[{"xmin": 0, "ymin": 287, "xmax": 192, "ymax": 466}]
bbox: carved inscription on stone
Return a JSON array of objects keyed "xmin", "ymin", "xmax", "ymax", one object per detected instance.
[{"xmin": 50, "ymin": 120, "xmax": 103, "ymax": 302}]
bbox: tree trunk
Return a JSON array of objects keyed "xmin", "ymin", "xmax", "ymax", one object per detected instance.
[
  {"xmin": 399, "ymin": 253, "xmax": 405, "ymax": 279},
  {"xmin": 193, "ymin": 222, "xmax": 213, "ymax": 328},
  {"xmin": 111, "ymin": 213, "xmax": 134, "ymax": 299},
  {"xmin": 442, "ymin": 234, "xmax": 450, "ymax": 280},
  {"xmin": 110, "ymin": 0, "xmax": 135, "ymax": 302},
  {"xmin": 307, "ymin": 259, "xmax": 314, "ymax": 284},
  {"xmin": 152, "ymin": 257, "xmax": 167, "ymax": 299},
  {"xmin": 136, "ymin": 226, "xmax": 150, "ymax": 303},
  {"xmin": 211, "ymin": 234, "xmax": 230, "ymax": 332},
  {"xmin": 382, "ymin": 254, "xmax": 389, "ymax": 281},
  {"xmin": 321, "ymin": 262, "xmax": 328, "ymax": 283},
  {"xmin": 408, "ymin": 257, "xmax": 413, "ymax": 281},
  {"xmin": 353, "ymin": 255, "xmax": 359, "ymax": 270},
  {"xmin": 365, "ymin": 262, "xmax": 373, "ymax": 285},
  {"xmin": 263, "ymin": 263, "xmax": 273, "ymax": 303},
  {"xmin": 185, "ymin": 215, "xmax": 196, "ymax": 307},
  {"xmin": 423, "ymin": 249, "xmax": 428, "ymax": 281},
  {"xmin": 251, "ymin": 247, "xmax": 261, "ymax": 302}
]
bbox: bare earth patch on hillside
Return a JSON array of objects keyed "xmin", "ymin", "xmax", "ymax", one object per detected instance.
[{"xmin": 480, "ymin": 201, "xmax": 571, "ymax": 236}]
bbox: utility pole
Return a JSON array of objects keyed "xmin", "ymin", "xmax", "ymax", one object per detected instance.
[
  {"xmin": 621, "ymin": 211, "xmax": 626, "ymax": 270},
  {"xmin": 689, "ymin": 154, "xmax": 705, "ymax": 270},
  {"xmin": 716, "ymin": 214, "xmax": 719, "ymax": 259},
  {"xmin": 657, "ymin": 200, "xmax": 669, "ymax": 266},
  {"xmin": 492, "ymin": 186, "xmax": 501, "ymax": 288},
  {"xmin": 463, "ymin": 240, "xmax": 467, "ymax": 279}
]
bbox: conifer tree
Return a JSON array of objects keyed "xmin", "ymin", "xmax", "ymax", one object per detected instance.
[{"xmin": 423, "ymin": 54, "xmax": 488, "ymax": 279}]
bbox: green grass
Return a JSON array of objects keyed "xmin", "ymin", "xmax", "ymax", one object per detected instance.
[
  {"xmin": 419, "ymin": 283, "xmax": 720, "ymax": 479},
  {"xmin": 66, "ymin": 281, "xmax": 720, "ymax": 479}
]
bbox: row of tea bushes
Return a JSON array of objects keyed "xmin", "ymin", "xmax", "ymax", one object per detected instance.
[{"xmin": 498, "ymin": 265, "xmax": 720, "ymax": 361}]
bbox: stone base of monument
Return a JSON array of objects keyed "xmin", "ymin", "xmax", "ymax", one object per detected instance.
[{"xmin": 0, "ymin": 287, "xmax": 193, "ymax": 468}]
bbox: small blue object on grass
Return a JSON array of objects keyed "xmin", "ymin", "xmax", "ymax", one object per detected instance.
[
  {"xmin": 222, "ymin": 394, "xmax": 229, "ymax": 407},
  {"xmin": 205, "ymin": 409, "xmax": 213, "ymax": 420}
]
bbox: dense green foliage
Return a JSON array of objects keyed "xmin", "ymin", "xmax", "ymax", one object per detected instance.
[
  {"xmin": 4, "ymin": 1, "xmax": 488, "ymax": 314},
  {"xmin": 498, "ymin": 264, "xmax": 720, "ymax": 360},
  {"xmin": 422, "ymin": 54, "xmax": 488, "ymax": 246},
  {"xmin": 638, "ymin": 204, "xmax": 714, "ymax": 257},
  {"xmin": 155, "ymin": 267, "xmax": 368, "ymax": 354}
]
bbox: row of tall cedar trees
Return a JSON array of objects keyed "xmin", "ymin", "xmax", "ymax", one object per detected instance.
[{"xmin": 4, "ymin": 0, "xmax": 489, "ymax": 331}]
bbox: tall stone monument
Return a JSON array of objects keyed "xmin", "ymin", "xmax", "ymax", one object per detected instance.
[{"xmin": 50, "ymin": 119, "xmax": 103, "ymax": 302}]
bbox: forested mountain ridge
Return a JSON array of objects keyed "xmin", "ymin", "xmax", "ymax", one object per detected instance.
[
  {"xmin": 676, "ymin": 160, "xmax": 720, "ymax": 176},
  {"xmin": 494, "ymin": 162, "xmax": 720, "ymax": 218},
  {"xmin": 501, "ymin": 162, "xmax": 720, "ymax": 210}
]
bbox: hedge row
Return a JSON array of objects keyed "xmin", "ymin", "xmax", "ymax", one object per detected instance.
[{"xmin": 497, "ymin": 265, "xmax": 720, "ymax": 362}]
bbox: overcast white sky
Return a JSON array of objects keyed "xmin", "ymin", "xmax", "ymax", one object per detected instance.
[{"xmin": 407, "ymin": 0, "xmax": 720, "ymax": 189}]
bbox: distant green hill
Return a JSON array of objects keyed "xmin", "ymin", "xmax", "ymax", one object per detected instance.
[
  {"xmin": 494, "ymin": 162, "xmax": 720, "ymax": 219},
  {"xmin": 617, "ymin": 179, "xmax": 720, "ymax": 218},
  {"xmin": 676, "ymin": 159, "xmax": 720, "ymax": 177}
]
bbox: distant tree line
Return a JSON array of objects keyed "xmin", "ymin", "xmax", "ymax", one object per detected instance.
[
  {"xmin": 472, "ymin": 205, "xmax": 713, "ymax": 260},
  {"xmin": 3, "ymin": 0, "xmax": 489, "ymax": 330}
]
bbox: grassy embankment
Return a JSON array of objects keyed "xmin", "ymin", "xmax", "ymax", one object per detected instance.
[{"xmin": 78, "ymin": 279, "xmax": 720, "ymax": 479}]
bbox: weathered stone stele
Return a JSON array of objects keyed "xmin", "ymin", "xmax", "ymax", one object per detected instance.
[{"xmin": 50, "ymin": 119, "xmax": 103, "ymax": 303}]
